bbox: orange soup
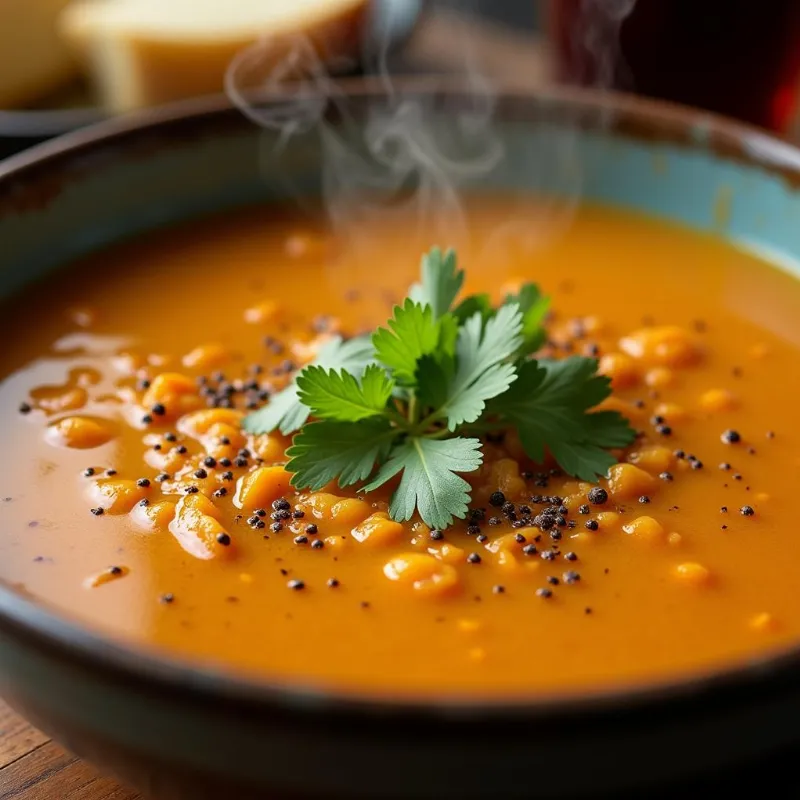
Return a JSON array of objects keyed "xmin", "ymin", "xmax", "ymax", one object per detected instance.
[{"xmin": 1, "ymin": 199, "xmax": 799, "ymax": 699}]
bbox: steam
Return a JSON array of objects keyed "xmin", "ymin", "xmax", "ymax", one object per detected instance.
[
  {"xmin": 226, "ymin": 1, "xmax": 507, "ymax": 256},
  {"xmin": 225, "ymin": 1, "xmax": 636, "ymax": 265},
  {"xmin": 577, "ymin": 0, "xmax": 637, "ymax": 90}
]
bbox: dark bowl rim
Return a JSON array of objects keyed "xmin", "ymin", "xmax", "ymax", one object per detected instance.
[{"xmin": 3, "ymin": 79, "xmax": 800, "ymax": 725}]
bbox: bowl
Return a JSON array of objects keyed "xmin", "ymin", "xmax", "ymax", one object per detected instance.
[{"xmin": 2, "ymin": 81, "xmax": 800, "ymax": 799}]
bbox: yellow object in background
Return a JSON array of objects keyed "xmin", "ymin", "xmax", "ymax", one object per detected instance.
[
  {"xmin": 0, "ymin": 0, "xmax": 77, "ymax": 107},
  {"xmin": 61, "ymin": 0, "xmax": 369, "ymax": 112}
]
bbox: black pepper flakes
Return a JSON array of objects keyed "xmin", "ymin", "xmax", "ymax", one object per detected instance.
[
  {"xmin": 90, "ymin": 507, "xmax": 104, "ymax": 516},
  {"xmin": 151, "ymin": 403, "xmax": 166, "ymax": 416},
  {"xmin": 156, "ymin": 472, "xmax": 170, "ymax": 482},
  {"xmin": 430, "ymin": 529, "xmax": 444, "ymax": 541},
  {"xmin": 287, "ymin": 579, "xmax": 305, "ymax": 591},
  {"xmin": 489, "ymin": 491, "xmax": 506, "ymax": 507},
  {"xmin": 588, "ymin": 487, "xmax": 608, "ymax": 505},
  {"xmin": 639, "ymin": 495, "xmax": 651, "ymax": 504},
  {"xmin": 193, "ymin": 469, "xmax": 208, "ymax": 480},
  {"xmin": 305, "ymin": 524, "xmax": 318, "ymax": 535},
  {"xmin": 565, "ymin": 552, "xmax": 578, "ymax": 562},
  {"xmin": 740, "ymin": 505, "xmax": 755, "ymax": 517},
  {"xmin": 536, "ymin": 588, "xmax": 553, "ymax": 599},
  {"xmin": 216, "ymin": 533, "xmax": 231, "ymax": 546},
  {"xmin": 585, "ymin": 519, "xmax": 599, "ymax": 531},
  {"xmin": 203, "ymin": 456, "xmax": 217, "ymax": 468},
  {"xmin": 294, "ymin": 535, "xmax": 309, "ymax": 545},
  {"xmin": 327, "ymin": 578, "xmax": 339, "ymax": 588},
  {"xmin": 721, "ymin": 429, "xmax": 741, "ymax": 444},
  {"xmin": 659, "ymin": 471, "xmax": 674, "ymax": 482},
  {"xmin": 467, "ymin": 553, "xmax": 482, "ymax": 564},
  {"xmin": 563, "ymin": 570, "xmax": 581, "ymax": 584},
  {"xmin": 213, "ymin": 488, "xmax": 227, "ymax": 498},
  {"xmin": 83, "ymin": 467, "xmax": 96, "ymax": 477},
  {"xmin": 492, "ymin": 585, "xmax": 505, "ymax": 594},
  {"xmin": 18, "ymin": 402, "xmax": 32, "ymax": 414},
  {"xmin": 136, "ymin": 478, "xmax": 151, "ymax": 488},
  {"xmin": 160, "ymin": 593, "xmax": 175, "ymax": 604},
  {"xmin": 311, "ymin": 539, "xmax": 324, "ymax": 550}
]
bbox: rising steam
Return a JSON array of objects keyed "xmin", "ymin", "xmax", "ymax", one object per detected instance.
[{"xmin": 225, "ymin": 1, "xmax": 636, "ymax": 260}]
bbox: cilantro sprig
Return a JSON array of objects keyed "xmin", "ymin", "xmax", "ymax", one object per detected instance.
[{"xmin": 243, "ymin": 247, "xmax": 636, "ymax": 528}]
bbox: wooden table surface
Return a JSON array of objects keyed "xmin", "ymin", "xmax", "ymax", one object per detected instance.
[{"xmin": 0, "ymin": 700, "xmax": 138, "ymax": 799}]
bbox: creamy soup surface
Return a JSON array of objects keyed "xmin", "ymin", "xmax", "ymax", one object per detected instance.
[{"xmin": 1, "ymin": 199, "xmax": 798, "ymax": 699}]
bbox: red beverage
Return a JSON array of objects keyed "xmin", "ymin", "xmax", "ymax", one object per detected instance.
[{"xmin": 546, "ymin": 0, "xmax": 800, "ymax": 132}]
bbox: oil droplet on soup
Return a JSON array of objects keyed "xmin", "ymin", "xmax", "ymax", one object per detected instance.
[{"xmin": 0, "ymin": 199, "xmax": 798, "ymax": 699}]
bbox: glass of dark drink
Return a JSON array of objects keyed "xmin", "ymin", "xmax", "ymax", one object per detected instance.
[{"xmin": 545, "ymin": 0, "xmax": 800, "ymax": 133}]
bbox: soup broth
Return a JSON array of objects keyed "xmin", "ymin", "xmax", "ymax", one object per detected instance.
[{"xmin": 1, "ymin": 199, "xmax": 798, "ymax": 698}]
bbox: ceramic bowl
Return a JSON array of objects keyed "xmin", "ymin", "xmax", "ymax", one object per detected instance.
[{"xmin": 2, "ymin": 82, "xmax": 800, "ymax": 799}]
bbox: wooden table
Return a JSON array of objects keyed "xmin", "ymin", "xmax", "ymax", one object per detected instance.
[{"xmin": 0, "ymin": 700, "xmax": 137, "ymax": 799}]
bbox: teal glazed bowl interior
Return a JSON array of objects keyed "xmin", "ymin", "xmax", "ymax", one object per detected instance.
[{"xmin": 3, "ymin": 82, "xmax": 800, "ymax": 799}]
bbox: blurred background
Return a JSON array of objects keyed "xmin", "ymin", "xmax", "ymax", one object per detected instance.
[{"xmin": 2, "ymin": 1, "xmax": 800, "ymax": 153}]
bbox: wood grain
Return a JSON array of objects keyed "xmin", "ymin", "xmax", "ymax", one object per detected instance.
[
  {"xmin": 0, "ymin": 702, "xmax": 140, "ymax": 800},
  {"xmin": 0, "ymin": 702, "xmax": 48, "ymax": 771}
]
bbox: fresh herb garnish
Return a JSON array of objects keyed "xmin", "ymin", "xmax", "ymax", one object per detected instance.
[{"xmin": 244, "ymin": 247, "xmax": 636, "ymax": 528}]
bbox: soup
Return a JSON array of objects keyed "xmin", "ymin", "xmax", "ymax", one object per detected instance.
[{"xmin": 1, "ymin": 199, "xmax": 798, "ymax": 699}]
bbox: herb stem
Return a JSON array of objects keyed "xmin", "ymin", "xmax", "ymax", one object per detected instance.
[
  {"xmin": 386, "ymin": 408, "xmax": 409, "ymax": 428},
  {"xmin": 407, "ymin": 393, "xmax": 418, "ymax": 426}
]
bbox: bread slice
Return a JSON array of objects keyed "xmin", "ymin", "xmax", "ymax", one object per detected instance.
[
  {"xmin": 61, "ymin": 0, "xmax": 369, "ymax": 112},
  {"xmin": 0, "ymin": 0, "xmax": 77, "ymax": 107}
]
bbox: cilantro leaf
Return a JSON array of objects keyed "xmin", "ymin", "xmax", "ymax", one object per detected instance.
[
  {"xmin": 363, "ymin": 436, "xmax": 482, "ymax": 528},
  {"xmin": 296, "ymin": 364, "xmax": 393, "ymax": 422},
  {"xmin": 414, "ymin": 353, "xmax": 455, "ymax": 410},
  {"xmin": 372, "ymin": 299, "xmax": 442, "ymax": 385},
  {"xmin": 438, "ymin": 304, "xmax": 523, "ymax": 429},
  {"xmin": 504, "ymin": 283, "xmax": 550, "ymax": 354},
  {"xmin": 243, "ymin": 335, "xmax": 374, "ymax": 435},
  {"xmin": 453, "ymin": 293, "xmax": 492, "ymax": 325},
  {"xmin": 286, "ymin": 418, "xmax": 396, "ymax": 491},
  {"xmin": 409, "ymin": 247, "xmax": 464, "ymax": 319},
  {"xmin": 489, "ymin": 357, "xmax": 636, "ymax": 481}
]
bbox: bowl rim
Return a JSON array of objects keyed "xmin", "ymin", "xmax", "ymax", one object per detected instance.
[{"xmin": 3, "ymin": 79, "xmax": 800, "ymax": 724}]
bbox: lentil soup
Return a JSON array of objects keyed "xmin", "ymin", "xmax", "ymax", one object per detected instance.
[{"xmin": 1, "ymin": 199, "xmax": 799, "ymax": 699}]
